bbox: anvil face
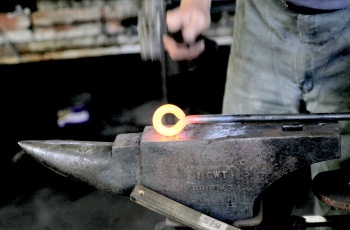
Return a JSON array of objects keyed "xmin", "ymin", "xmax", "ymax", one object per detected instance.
[{"xmin": 139, "ymin": 122, "xmax": 340, "ymax": 223}]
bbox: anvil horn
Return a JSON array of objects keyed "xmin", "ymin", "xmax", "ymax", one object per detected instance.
[{"xmin": 18, "ymin": 133, "xmax": 141, "ymax": 195}]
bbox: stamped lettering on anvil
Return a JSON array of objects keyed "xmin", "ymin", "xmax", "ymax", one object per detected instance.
[
  {"xmin": 192, "ymin": 194, "xmax": 235, "ymax": 204},
  {"xmin": 198, "ymin": 214, "xmax": 228, "ymax": 230},
  {"xmin": 190, "ymin": 170, "xmax": 235, "ymax": 193},
  {"xmin": 188, "ymin": 169, "xmax": 238, "ymax": 204},
  {"xmin": 191, "ymin": 184, "xmax": 234, "ymax": 193},
  {"xmin": 197, "ymin": 171, "xmax": 229, "ymax": 180}
]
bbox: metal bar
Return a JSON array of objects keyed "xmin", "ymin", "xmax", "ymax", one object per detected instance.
[
  {"xmin": 130, "ymin": 185, "xmax": 240, "ymax": 230},
  {"xmin": 184, "ymin": 113, "xmax": 350, "ymax": 125}
]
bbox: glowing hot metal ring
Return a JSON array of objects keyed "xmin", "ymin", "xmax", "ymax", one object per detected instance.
[{"xmin": 152, "ymin": 104, "xmax": 187, "ymax": 136}]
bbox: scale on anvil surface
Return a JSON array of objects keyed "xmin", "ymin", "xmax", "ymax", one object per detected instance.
[{"xmin": 18, "ymin": 104, "xmax": 350, "ymax": 229}]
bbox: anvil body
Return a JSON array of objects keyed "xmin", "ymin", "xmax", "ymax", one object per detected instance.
[{"xmin": 19, "ymin": 121, "xmax": 340, "ymax": 224}]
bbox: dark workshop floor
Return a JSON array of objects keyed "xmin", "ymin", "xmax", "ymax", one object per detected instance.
[{"xmin": 0, "ymin": 47, "xmax": 230, "ymax": 229}]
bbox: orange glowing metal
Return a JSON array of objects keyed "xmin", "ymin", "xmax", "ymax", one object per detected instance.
[{"xmin": 152, "ymin": 104, "xmax": 187, "ymax": 136}]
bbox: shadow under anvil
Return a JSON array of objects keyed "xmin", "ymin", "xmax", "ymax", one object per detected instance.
[{"xmin": 0, "ymin": 183, "xmax": 164, "ymax": 229}]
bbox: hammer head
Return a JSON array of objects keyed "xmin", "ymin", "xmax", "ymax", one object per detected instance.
[
  {"xmin": 137, "ymin": 0, "xmax": 166, "ymax": 61},
  {"xmin": 137, "ymin": 0, "xmax": 219, "ymax": 77}
]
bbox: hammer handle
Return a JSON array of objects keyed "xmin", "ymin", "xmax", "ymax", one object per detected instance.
[{"xmin": 165, "ymin": 31, "xmax": 218, "ymax": 76}]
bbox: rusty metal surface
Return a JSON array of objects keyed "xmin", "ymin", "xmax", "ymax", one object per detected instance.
[
  {"xmin": 312, "ymin": 169, "xmax": 350, "ymax": 210},
  {"xmin": 140, "ymin": 122, "xmax": 340, "ymax": 223},
  {"xmin": 18, "ymin": 133, "xmax": 142, "ymax": 195},
  {"xmin": 18, "ymin": 121, "xmax": 341, "ymax": 226}
]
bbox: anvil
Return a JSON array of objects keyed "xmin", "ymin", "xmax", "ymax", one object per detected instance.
[{"xmin": 18, "ymin": 121, "xmax": 340, "ymax": 229}]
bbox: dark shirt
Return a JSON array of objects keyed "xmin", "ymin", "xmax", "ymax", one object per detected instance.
[{"xmin": 287, "ymin": 0, "xmax": 350, "ymax": 10}]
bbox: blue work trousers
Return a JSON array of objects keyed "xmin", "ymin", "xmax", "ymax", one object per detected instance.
[{"xmin": 222, "ymin": 0, "xmax": 350, "ymax": 225}]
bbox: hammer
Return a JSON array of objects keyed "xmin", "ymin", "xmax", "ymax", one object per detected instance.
[{"xmin": 137, "ymin": 0, "xmax": 219, "ymax": 76}]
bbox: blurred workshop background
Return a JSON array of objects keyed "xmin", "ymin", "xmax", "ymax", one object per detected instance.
[{"xmin": 0, "ymin": 0, "xmax": 234, "ymax": 229}]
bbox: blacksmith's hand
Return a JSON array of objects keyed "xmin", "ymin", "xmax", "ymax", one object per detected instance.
[{"xmin": 163, "ymin": 0, "xmax": 211, "ymax": 61}]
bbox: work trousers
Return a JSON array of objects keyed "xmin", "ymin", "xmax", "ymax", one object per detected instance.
[{"xmin": 222, "ymin": 0, "xmax": 350, "ymax": 228}]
